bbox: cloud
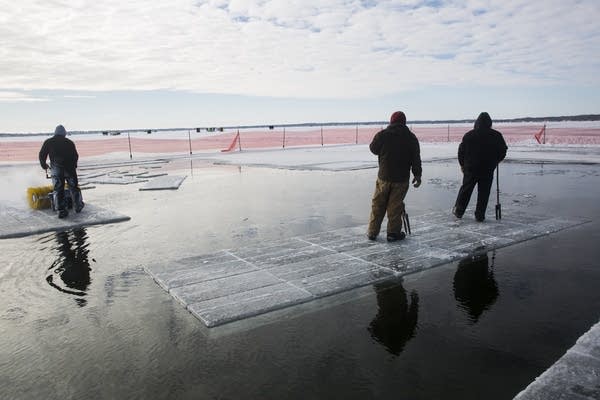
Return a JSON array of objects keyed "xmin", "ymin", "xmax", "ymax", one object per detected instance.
[
  {"xmin": 63, "ymin": 94, "xmax": 96, "ymax": 98},
  {"xmin": 0, "ymin": 91, "xmax": 48, "ymax": 102},
  {"xmin": 1, "ymin": 0, "xmax": 598, "ymax": 98}
]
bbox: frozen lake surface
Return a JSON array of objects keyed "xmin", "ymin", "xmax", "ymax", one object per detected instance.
[{"xmin": 1, "ymin": 145, "xmax": 599, "ymax": 399}]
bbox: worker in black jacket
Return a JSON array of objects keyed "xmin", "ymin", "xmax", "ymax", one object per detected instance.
[
  {"xmin": 39, "ymin": 125, "xmax": 84, "ymax": 218},
  {"xmin": 368, "ymin": 111, "xmax": 422, "ymax": 242},
  {"xmin": 453, "ymin": 112, "xmax": 507, "ymax": 222}
]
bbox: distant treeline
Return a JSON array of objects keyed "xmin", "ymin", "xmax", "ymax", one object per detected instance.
[
  {"xmin": 2, "ymin": 114, "xmax": 598, "ymax": 136},
  {"xmin": 311, "ymin": 114, "xmax": 600, "ymax": 126},
  {"xmin": 494, "ymin": 114, "xmax": 600, "ymax": 123}
]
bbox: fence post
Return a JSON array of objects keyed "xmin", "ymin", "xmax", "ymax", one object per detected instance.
[
  {"xmin": 283, "ymin": 127, "xmax": 286, "ymax": 148},
  {"xmin": 355, "ymin": 125, "xmax": 358, "ymax": 144},
  {"xmin": 127, "ymin": 132, "xmax": 132, "ymax": 160},
  {"xmin": 188, "ymin": 130, "xmax": 192, "ymax": 155},
  {"xmin": 321, "ymin": 126, "xmax": 323, "ymax": 146},
  {"xmin": 237, "ymin": 129, "xmax": 242, "ymax": 151},
  {"xmin": 447, "ymin": 124, "xmax": 450, "ymax": 142}
]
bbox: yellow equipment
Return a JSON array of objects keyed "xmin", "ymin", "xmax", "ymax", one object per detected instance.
[{"xmin": 27, "ymin": 185, "xmax": 54, "ymax": 209}]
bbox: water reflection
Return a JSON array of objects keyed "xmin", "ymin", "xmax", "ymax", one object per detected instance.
[
  {"xmin": 46, "ymin": 228, "xmax": 92, "ymax": 307},
  {"xmin": 368, "ymin": 280, "xmax": 419, "ymax": 356},
  {"xmin": 453, "ymin": 252, "xmax": 499, "ymax": 323}
]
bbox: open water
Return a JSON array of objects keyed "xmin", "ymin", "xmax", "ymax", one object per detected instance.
[{"xmin": 1, "ymin": 159, "xmax": 599, "ymax": 399}]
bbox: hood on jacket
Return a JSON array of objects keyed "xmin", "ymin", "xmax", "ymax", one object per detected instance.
[
  {"xmin": 474, "ymin": 112, "xmax": 492, "ymax": 130},
  {"xmin": 54, "ymin": 125, "xmax": 67, "ymax": 136}
]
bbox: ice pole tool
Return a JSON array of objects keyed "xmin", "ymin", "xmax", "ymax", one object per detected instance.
[{"xmin": 495, "ymin": 164, "xmax": 502, "ymax": 220}]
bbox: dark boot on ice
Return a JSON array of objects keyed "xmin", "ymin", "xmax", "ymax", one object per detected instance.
[
  {"xmin": 452, "ymin": 206, "xmax": 463, "ymax": 219},
  {"xmin": 387, "ymin": 232, "xmax": 406, "ymax": 242},
  {"xmin": 58, "ymin": 209, "xmax": 68, "ymax": 219}
]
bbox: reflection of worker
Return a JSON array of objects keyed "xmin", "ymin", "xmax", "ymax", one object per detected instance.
[
  {"xmin": 39, "ymin": 125, "xmax": 84, "ymax": 219},
  {"xmin": 368, "ymin": 111, "xmax": 422, "ymax": 242},
  {"xmin": 453, "ymin": 253, "xmax": 498, "ymax": 323},
  {"xmin": 46, "ymin": 229, "xmax": 91, "ymax": 306},
  {"xmin": 368, "ymin": 280, "xmax": 419, "ymax": 356}
]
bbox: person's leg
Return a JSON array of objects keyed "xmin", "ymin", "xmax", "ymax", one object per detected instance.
[
  {"xmin": 51, "ymin": 165, "xmax": 67, "ymax": 217},
  {"xmin": 386, "ymin": 181, "xmax": 409, "ymax": 237},
  {"xmin": 368, "ymin": 178, "xmax": 391, "ymax": 239},
  {"xmin": 474, "ymin": 171, "xmax": 494, "ymax": 221},
  {"xmin": 454, "ymin": 172, "xmax": 477, "ymax": 217},
  {"xmin": 65, "ymin": 170, "xmax": 84, "ymax": 212}
]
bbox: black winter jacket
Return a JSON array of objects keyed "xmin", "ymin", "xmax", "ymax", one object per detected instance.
[
  {"xmin": 39, "ymin": 135, "xmax": 79, "ymax": 170},
  {"xmin": 458, "ymin": 113, "xmax": 507, "ymax": 174},
  {"xmin": 370, "ymin": 123, "xmax": 422, "ymax": 182}
]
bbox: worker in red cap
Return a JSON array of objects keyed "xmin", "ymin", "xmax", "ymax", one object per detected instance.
[{"xmin": 367, "ymin": 111, "xmax": 422, "ymax": 242}]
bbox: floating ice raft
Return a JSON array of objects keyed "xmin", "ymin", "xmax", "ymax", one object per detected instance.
[
  {"xmin": 514, "ymin": 320, "xmax": 600, "ymax": 400},
  {"xmin": 139, "ymin": 175, "xmax": 186, "ymax": 190},
  {"xmin": 144, "ymin": 210, "xmax": 588, "ymax": 328},
  {"xmin": 0, "ymin": 204, "xmax": 130, "ymax": 239}
]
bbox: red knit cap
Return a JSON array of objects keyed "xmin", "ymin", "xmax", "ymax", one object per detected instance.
[{"xmin": 390, "ymin": 111, "xmax": 406, "ymax": 125}]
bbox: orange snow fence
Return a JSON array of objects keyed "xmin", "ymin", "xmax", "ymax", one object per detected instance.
[{"xmin": 221, "ymin": 132, "xmax": 240, "ymax": 152}]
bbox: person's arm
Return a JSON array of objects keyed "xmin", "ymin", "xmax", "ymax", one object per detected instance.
[
  {"xmin": 39, "ymin": 141, "xmax": 49, "ymax": 169},
  {"xmin": 73, "ymin": 142, "xmax": 79, "ymax": 169},
  {"xmin": 497, "ymin": 133, "xmax": 507, "ymax": 163},
  {"xmin": 457, "ymin": 140, "xmax": 465, "ymax": 170},
  {"xmin": 411, "ymin": 138, "xmax": 422, "ymax": 187},
  {"xmin": 369, "ymin": 131, "xmax": 384, "ymax": 155}
]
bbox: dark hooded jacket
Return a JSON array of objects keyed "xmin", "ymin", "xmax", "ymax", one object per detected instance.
[
  {"xmin": 458, "ymin": 112, "xmax": 507, "ymax": 174},
  {"xmin": 39, "ymin": 135, "xmax": 79, "ymax": 170},
  {"xmin": 370, "ymin": 123, "xmax": 422, "ymax": 182}
]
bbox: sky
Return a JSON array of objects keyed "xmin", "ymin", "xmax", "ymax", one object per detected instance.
[{"xmin": 1, "ymin": 0, "xmax": 599, "ymax": 133}]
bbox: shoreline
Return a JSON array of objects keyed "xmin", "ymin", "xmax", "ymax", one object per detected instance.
[{"xmin": 2, "ymin": 125, "xmax": 600, "ymax": 164}]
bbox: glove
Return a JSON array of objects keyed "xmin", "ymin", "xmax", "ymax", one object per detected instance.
[
  {"xmin": 41, "ymin": 162, "xmax": 49, "ymax": 170},
  {"xmin": 412, "ymin": 176, "xmax": 421, "ymax": 188}
]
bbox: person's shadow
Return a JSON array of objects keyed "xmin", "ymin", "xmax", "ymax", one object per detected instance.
[
  {"xmin": 368, "ymin": 279, "xmax": 419, "ymax": 356},
  {"xmin": 453, "ymin": 252, "xmax": 499, "ymax": 323},
  {"xmin": 46, "ymin": 228, "xmax": 92, "ymax": 307}
]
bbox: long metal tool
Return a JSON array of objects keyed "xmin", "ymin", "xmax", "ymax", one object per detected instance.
[
  {"xmin": 402, "ymin": 212, "xmax": 411, "ymax": 235},
  {"xmin": 495, "ymin": 164, "xmax": 502, "ymax": 220}
]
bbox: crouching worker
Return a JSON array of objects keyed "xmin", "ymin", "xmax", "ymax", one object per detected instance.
[
  {"xmin": 39, "ymin": 125, "xmax": 84, "ymax": 219},
  {"xmin": 368, "ymin": 111, "xmax": 422, "ymax": 242}
]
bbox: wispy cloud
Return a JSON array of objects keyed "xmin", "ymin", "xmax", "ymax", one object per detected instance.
[
  {"xmin": 0, "ymin": 91, "xmax": 48, "ymax": 102},
  {"xmin": 1, "ymin": 0, "xmax": 598, "ymax": 98},
  {"xmin": 63, "ymin": 94, "xmax": 96, "ymax": 99}
]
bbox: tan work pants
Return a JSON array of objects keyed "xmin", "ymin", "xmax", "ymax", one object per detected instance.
[{"xmin": 368, "ymin": 178, "xmax": 409, "ymax": 237}]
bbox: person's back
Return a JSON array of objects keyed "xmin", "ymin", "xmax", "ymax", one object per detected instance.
[
  {"xmin": 370, "ymin": 123, "xmax": 422, "ymax": 183},
  {"xmin": 458, "ymin": 112, "xmax": 506, "ymax": 174},
  {"xmin": 39, "ymin": 132, "xmax": 79, "ymax": 171}
]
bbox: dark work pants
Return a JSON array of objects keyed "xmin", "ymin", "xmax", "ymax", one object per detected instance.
[
  {"xmin": 51, "ymin": 165, "xmax": 83, "ymax": 211},
  {"xmin": 454, "ymin": 170, "xmax": 494, "ymax": 220}
]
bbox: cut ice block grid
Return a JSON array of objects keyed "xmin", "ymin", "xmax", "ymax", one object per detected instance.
[
  {"xmin": 144, "ymin": 210, "xmax": 588, "ymax": 327},
  {"xmin": 0, "ymin": 204, "xmax": 131, "ymax": 239},
  {"xmin": 139, "ymin": 175, "xmax": 186, "ymax": 190}
]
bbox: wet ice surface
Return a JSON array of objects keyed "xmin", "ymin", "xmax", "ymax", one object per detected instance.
[
  {"xmin": 145, "ymin": 211, "xmax": 587, "ymax": 327},
  {"xmin": 0, "ymin": 204, "xmax": 130, "ymax": 239},
  {"xmin": 1, "ymin": 157, "xmax": 599, "ymax": 400}
]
